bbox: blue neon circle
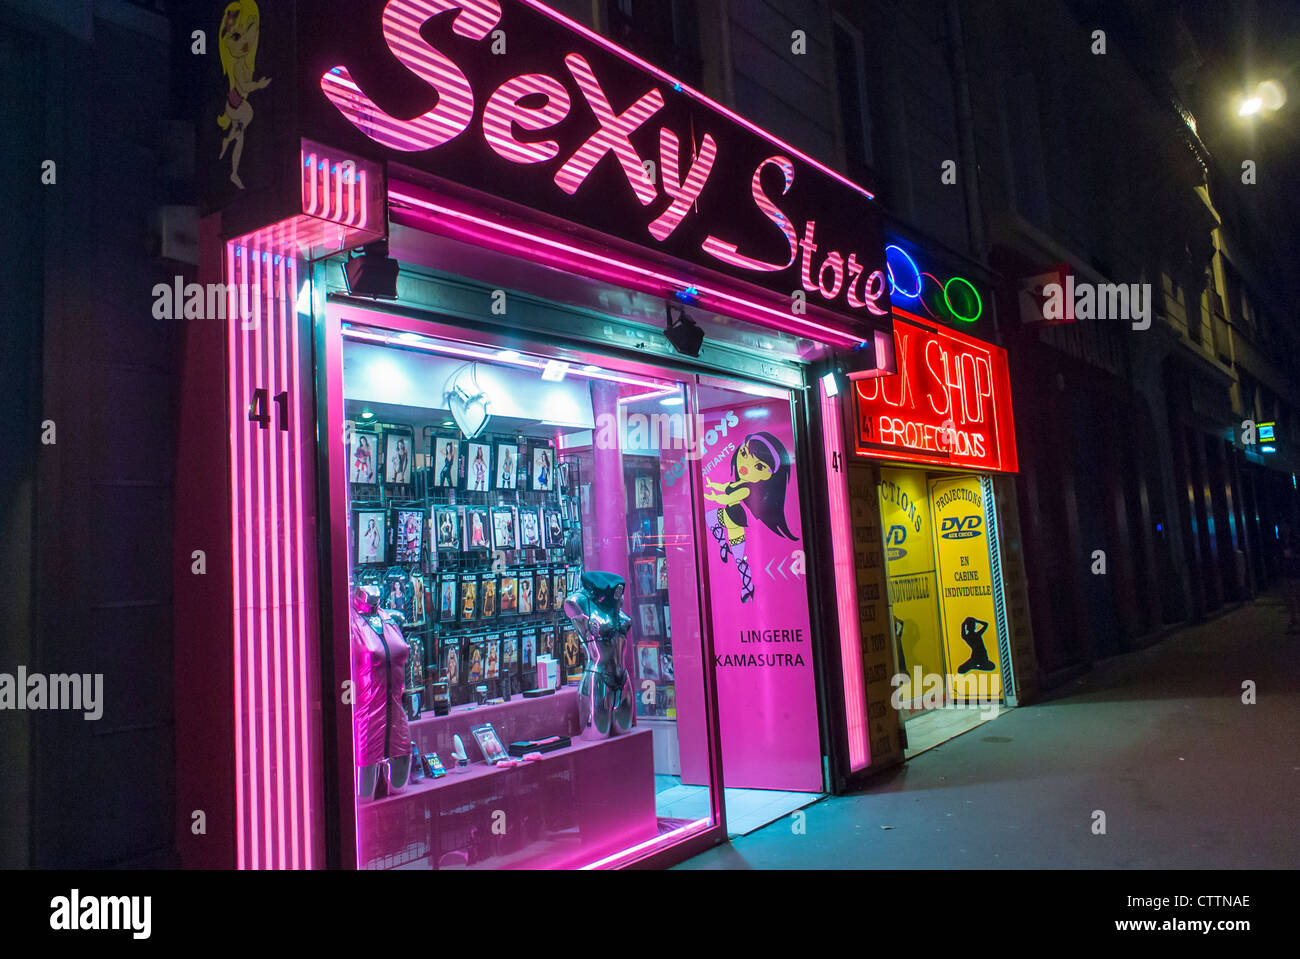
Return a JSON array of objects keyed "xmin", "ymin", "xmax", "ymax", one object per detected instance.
[{"xmin": 885, "ymin": 244, "xmax": 922, "ymax": 299}]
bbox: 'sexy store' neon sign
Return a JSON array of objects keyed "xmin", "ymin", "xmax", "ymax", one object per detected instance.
[
  {"xmin": 296, "ymin": 0, "xmax": 890, "ymax": 339},
  {"xmin": 854, "ymin": 313, "xmax": 1018, "ymax": 472}
]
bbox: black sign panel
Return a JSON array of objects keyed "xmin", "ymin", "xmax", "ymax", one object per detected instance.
[{"xmin": 291, "ymin": 0, "xmax": 889, "ymax": 337}]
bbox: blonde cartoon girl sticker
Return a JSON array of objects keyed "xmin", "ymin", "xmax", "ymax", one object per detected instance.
[
  {"xmin": 217, "ymin": 0, "xmax": 271, "ymax": 190},
  {"xmin": 704, "ymin": 431, "xmax": 797, "ymax": 603}
]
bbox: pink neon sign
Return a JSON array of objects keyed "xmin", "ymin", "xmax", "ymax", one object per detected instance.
[
  {"xmin": 226, "ymin": 242, "xmax": 324, "ymax": 869},
  {"xmin": 300, "ymin": 0, "xmax": 891, "ymax": 341},
  {"xmin": 387, "ymin": 181, "xmax": 876, "ymax": 351}
]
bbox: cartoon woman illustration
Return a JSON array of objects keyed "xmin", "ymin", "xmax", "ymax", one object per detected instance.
[
  {"xmin": 353, "ymin": 435, "xmax": 372, "ymax": 483},
  {"xmin": 471, "ymin": 447, "xmax": 487, "ymax": 491},
  {"xmin": 703, "ymin": 431, "xmax": 796, "ymax": 603},
  {"xmin": 438, "ymin": 442, "xmax": 455, "ymax": 487},
  {"xmin": 217, "ymin": 1, "xmax": 271, "ymax": 190}
]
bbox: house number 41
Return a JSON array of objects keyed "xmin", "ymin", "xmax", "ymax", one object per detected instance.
[{"xmin": 249, "ymin": 388, "xmax": 290, "ymax": 432}]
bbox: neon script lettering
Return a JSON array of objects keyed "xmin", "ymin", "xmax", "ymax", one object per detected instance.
[
  {"xmin": 320, "ymin": 0, "xmax": 883, "ymax": 317},
  {"xmin": 856, "ymin": 319, "xmax": 1005, "ymax": 467}
]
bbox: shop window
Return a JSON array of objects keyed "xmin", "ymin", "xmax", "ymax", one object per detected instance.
[
  {"xmin": 878, "ymin": 468, "xmax": 1006, "ymax": 753},
  {"xmin": 337, "ymin": 323, "xmax": 719, "ymax": 868}
]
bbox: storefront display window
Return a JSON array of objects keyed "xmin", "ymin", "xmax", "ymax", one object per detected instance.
[
  {"xmin": 335, "ymin": 316, "xmax": 718, "ymax": 868},
  {"xmin": 879, "ymin": 468, "xmax": 1005, "ymax": 713},
  {"xmin": 852, "ymin": 310, "xmax": 1020, "ymax": 756}
]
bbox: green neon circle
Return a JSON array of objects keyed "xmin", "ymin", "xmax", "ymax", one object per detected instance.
[{"xmin": 943, "ymin": 276, "xmax": 982, "ymax": 322}]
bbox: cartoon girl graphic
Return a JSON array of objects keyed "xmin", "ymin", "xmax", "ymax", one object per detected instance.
[
  {"xmin": 352, "ymin": 435, "xmax": 373, "ymax": 483},
  {"xmin": 704, "ymin": 431, "xmax": 797, "ymax": 603},
  {"xmin": 217, "ymin": 1, "xmax": 271, "ymax": 190},
  {"xmin": 471, "ymin": 447, "xmax": 487, "ymax": 491}
]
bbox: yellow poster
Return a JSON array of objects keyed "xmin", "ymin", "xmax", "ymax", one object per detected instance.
[
  {"xmin": 929, "ymin": 474, "xmax": 1002, "ymax": 701},
  {"xmin": 878, "ymin": 469, "xmax": 945, "ymax": 703}
]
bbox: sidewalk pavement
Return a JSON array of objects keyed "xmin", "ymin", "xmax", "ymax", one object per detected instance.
[{"xmin": 676, "ymin": 597, "xmax": 1300, "ymax": 869}]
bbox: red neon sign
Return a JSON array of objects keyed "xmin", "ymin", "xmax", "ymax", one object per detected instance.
[{"xmin": 854, "ymin": 311, "xmax": 1018, "ymax": 472}]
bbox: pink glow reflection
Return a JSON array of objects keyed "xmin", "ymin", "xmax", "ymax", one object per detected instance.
[
  {"xmin": 388, "ymin": 184, "xmax": 864, "ymax": 348},
  {"xmin": 820, "ymin": 378, "xmax": 870, "ymax": 770},
  {"xmin": 578, "ymin": 817, "xmax": 712, "ymax": 870}
]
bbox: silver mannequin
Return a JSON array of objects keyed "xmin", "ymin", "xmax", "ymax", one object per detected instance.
[{"xmin": 563, "ymin": 581, "xmax": 635, "ymax": 738}]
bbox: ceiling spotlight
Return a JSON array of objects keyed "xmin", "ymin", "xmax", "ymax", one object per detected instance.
[
  {"xmin": 497, "ymin": 349, "xmax": 521, "ymax": 361},
  {"xmin": 343, "ymin": 239, "xmax": 399, "ymax": 299},
  {"xmin": 664, "ymin": 303, "xmax": 704, "ymax": 357}
]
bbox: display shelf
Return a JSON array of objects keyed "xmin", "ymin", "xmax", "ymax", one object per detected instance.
[
  {"xmin": 408, "ymin": 686, "xmax": 582, "ymax": 761},
  {"xmin": 368, "ymin": 724, "xmax": 629, "ymax": 808}
]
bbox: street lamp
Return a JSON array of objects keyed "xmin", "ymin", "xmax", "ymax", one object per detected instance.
[{"xmin": 1236, "ymin": 80, "xmax": 1286, "ymax": 118}]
